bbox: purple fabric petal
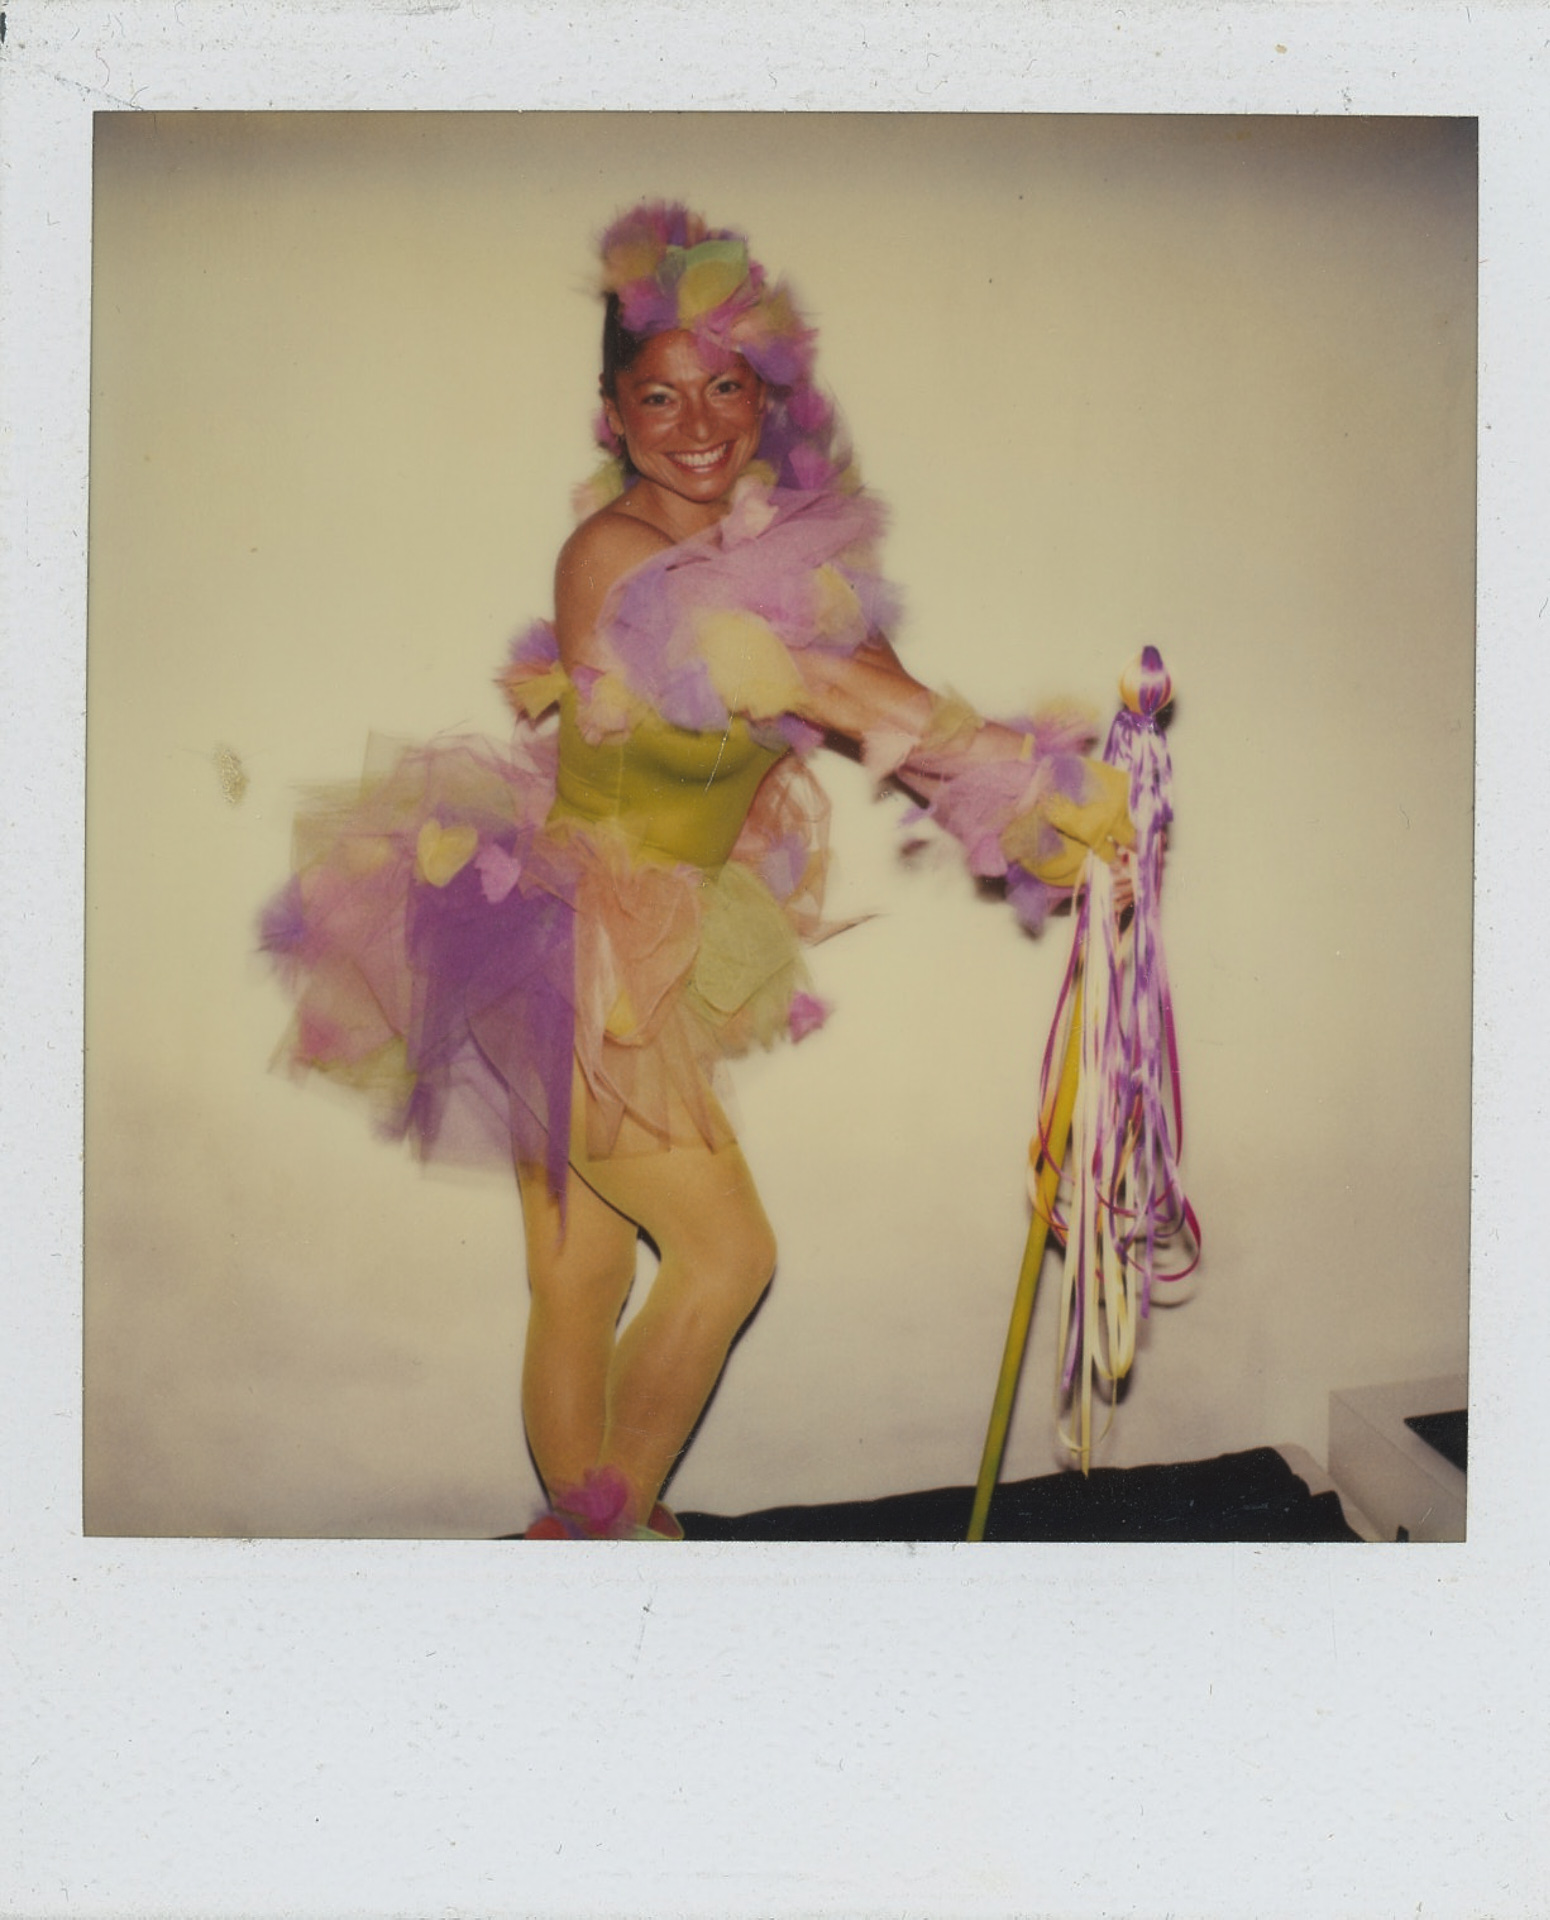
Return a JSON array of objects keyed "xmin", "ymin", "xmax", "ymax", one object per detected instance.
[
  {"xmin": 474, "ymin": 841, "xmax": 524, "ymax": 904},
  {"xmin": 772, "ymin": 712, "xmax": 824, "ymax": 756},
  {"xmin": 505, "ymin": 619, "xmax": 559, "ymax": 675},
  {"xmin": 258, "ymin": 876, "xmax": 307, "ymax": 955},
  {"xmin": 785, "ymin": 383, "xmax": 832, "ymax": 432},
  {"xmin": 788, "ymin": 444, "xmax": 835, "ymax": 492},
  {"xmin": 759, "ymin": 833, "xmax": 808, "ymax": 900},
  {"xmin": 619, "ymin": 280, "xmax": 678, "ymax": 335},
  {"xmin": 853, "ymin": 571, "xmax": 902, "ymax": 637},
  {"xmin": 403, "ymin": 836, "xmax": 578, "ymax": 1203},
  {"xmin": 1005, "ymin": 866, "xmax": 1056, "ymax": 933},
  {"xmin": 656, "ymin": 659, "xmax": 729, "ymax": 733},
  {"xmin": 787, "ymin": 991, "xmax": 829, "ymax": 1041},
  {"xmin": 740, "ymin": 332, "xmax": 808, "ymax": 390}
]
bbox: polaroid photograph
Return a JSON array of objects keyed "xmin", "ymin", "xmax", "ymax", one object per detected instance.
[
  {"xmin": 3, "ymin": 6, "xmax": 1545, "ymax": 1918},
  {"xmin": 83, "ymin": 110, "xmax": 1473, "ymax": 1547}
]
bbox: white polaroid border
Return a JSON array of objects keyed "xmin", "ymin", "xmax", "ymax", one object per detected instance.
[{"xmin": 3, "ymin": 4, "xmax": 1546, "ymax": 1917}]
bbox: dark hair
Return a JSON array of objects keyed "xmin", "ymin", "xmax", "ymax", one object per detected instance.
[{"xmin": 600, "ymin": 293, "xmax": 649, "ymax": 402}]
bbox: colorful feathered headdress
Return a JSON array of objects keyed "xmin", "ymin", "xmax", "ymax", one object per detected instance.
[{"xmin": 587, "ymin": 201, "xmax": 847, "ymax": 500}]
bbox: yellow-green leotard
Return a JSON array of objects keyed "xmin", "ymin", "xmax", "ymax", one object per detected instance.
[{"xmin": 549, "ymin": 687, "xmax": 784, "ymax": 870}]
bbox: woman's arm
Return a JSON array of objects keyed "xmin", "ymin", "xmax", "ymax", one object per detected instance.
[
  {"xmin": 790, "ymin": 632, "xmax": 1135, "ymax": 889},
  {"xmin": 788, "ymin": 633, "xmax": 1021, "ymax": 796}
]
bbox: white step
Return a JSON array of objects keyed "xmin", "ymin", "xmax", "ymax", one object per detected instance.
[{"xmin": 1327, "ymin": 1375, "xmax": 1467, "ymax": 1543}]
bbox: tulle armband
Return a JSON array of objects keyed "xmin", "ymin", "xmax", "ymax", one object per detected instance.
[
  {"xmin": 859, "ymin": 687, "xmax": 981, "ymax": 784},
  {"xmin": 889, "ymin": 694, "xmax": 1135, "ymax": 931}
]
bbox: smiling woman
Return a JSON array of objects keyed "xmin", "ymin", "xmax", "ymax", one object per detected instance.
[
  {"xmin": 82, "ymin": 118, "xmax": 1477, "ymax": 1547},
  {"xmin": 259, "ymin": 197, "xmax": 1137, "ymax": 1539},
  {"xmin": 602, "ymin": 334, "xmax": 767, "ymax": 516}
]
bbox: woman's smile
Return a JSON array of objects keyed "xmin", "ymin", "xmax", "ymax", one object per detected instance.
[
  {"xmin": 667, "ymin": 441, "xmax": 735, "ymax": 473},
  {"xmin": 603, "ymin": 329, "xmax": 766, "ymax": 530}
]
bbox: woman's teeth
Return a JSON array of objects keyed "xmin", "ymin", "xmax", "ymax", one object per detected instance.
[{"xmin": 671, "ymin": 445, "xmax": 729, "ymax": 471}]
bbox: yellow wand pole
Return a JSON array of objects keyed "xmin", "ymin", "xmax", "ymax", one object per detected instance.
[{"xmin": 966, "ymin": 982, "xmax": 1083, "ymax": 1542}]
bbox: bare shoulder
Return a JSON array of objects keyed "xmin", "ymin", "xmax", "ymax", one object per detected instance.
[
  {"xmin": 560, "ymin": 503, "xmax": 673, "ymax": 578},
  {"xmin": 554, "ymin": 506, "xmax": 674, "ymax": 665}
]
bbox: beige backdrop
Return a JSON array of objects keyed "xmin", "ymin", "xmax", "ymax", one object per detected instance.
[{"xmin": 84, "ymin": 112, "xmax": 1475, "ymax": 1537}]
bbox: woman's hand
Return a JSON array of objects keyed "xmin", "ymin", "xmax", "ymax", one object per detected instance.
[
  {"xmin": 1111, "ymin": 846, "xmax": 1137, "ymax": 915},
  {"xmin": 1001, "ymin": 756, "xmax": 1136, "ymax": 888}
]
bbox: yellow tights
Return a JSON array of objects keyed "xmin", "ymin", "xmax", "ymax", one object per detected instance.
[{"xmin": 516, "ymin": 1082, "xmax": 776, "ymax": 1527}]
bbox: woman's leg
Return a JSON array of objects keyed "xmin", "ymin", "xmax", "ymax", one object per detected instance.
[
  {"xmin": 517, "ymin": 1067, "xmax": 777, "ymax": 1526},
  {"xmin": 568, "ymin": 1126, "xmax": 777, "ymax": 1525},
  {"xmin": 515, "ymin": 1158, "xmax": 639, "ymax": 1499}
]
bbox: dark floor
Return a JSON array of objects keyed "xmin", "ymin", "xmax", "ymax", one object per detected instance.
[{"xmin": 673, "ymin": 1446, "xmax": 1360, "ymax": 1543}]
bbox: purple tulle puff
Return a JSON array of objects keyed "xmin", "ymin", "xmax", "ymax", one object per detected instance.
[
  {"xmin": 401, "ymin": 831, "xmax": 578, "ymax": 1201},
  {"xmin": 258, "ymin": 877, "xmax": 307, "ymax": 957}
]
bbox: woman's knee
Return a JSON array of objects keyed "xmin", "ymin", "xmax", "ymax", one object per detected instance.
[
  {"xmin": 714, "ymin": 1214, "xmax": 778, "ymax": 1312},
  {"xmin": 647, "ymin": 1208, "xmax": 774, "ymax": 1318},
  {"xmin": 530, "ymin": 1218, "xmax": 638, "ymax": 1309},
  {"xmin": 751, "ymin": 1215, "xmax": 779, "ymax": 1293}
]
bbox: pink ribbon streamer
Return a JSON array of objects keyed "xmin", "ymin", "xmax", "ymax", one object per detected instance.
[{"xmin": 1032, "ymin": 646, "xmax": 1201, "ymax": 1468}]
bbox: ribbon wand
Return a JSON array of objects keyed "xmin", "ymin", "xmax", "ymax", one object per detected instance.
[
  {"xmin": 965, "ymin": 986, "xmax": 1082, "ymax": 1542},
  {"xmin": 967, "ymin": 646, "xmax": 1199, "ymax": 1541}
]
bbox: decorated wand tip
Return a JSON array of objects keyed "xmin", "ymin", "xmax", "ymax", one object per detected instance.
[{"xmin": 1119, "ymin": 644, "xmax": 1172, "ymax": 720}]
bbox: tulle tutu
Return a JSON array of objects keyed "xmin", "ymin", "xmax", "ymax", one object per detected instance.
[
  {"xmin": 261, "ymin": 474, "xmax": 1107, "ymax": 1194},
  {"xmin": 261, "ymin": 717, "xmax": 831, "ymax": 1197}
]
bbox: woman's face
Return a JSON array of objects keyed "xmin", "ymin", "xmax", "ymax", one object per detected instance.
[{"xmin": 604, "ymin": 330, "xmax": 766, "ymax": 511}]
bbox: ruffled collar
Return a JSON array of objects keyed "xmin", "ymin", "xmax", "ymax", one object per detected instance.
[{"xmin": 500, "ymin": 477, "xmax": 900, "ymax": 756}]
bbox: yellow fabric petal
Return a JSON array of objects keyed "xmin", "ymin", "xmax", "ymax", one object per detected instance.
[
  {"xmin": 502, "ymin": 662, "xmax": 569, "ymax": 721},
  {"xmin": 696, "ymin": 608, "xmax": 810, "ymax": 720},
  {"xmin": 1002, "ymin": 760, "xmax": 1135, "ymax": 886},
  {"xmin": 812, "ymin": 564, "xmax": 864, "ymax": 643},
  {"xmin": 570, "ymin": 457, "xmax": 627, "ymax": 521},
  {"xmin": 604, "ymin": 984, "xmax": 640, "ymax": 1040},
  {"xmin": 675, "ymin": 240, "xmax": 750, "ymax": 320},
  {"xmin": 921, "ymin": 688, "xmax": 983, "ymax": 754},
  {"xmin": 1000, "ymin": 807, "xmax": 1073, "ymax": 887},
  {"xmin": 605, "ymin": 238, "xmax": 664, "ymax": 287},
  {"xmin": 415, "ymin": 819, "xmax": 479, "ymax": 887},
  {"xmin": 578, "ymin": 670, "xmax": 648, "ymax": 741},
  {"xmin": 692, "ymin": 863, "xmax": 801, "ymax": 1042},
  {"xmin": 756, "ymin": 284, "xmax": 801, "ymax": 338},
  {"xmin": 316, "ymin": 1036, "xmax": 416, "ymax": 1107},
  {"xmin": 338, "ymin": 833, "xmax": 396, "ymax": 877}
]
